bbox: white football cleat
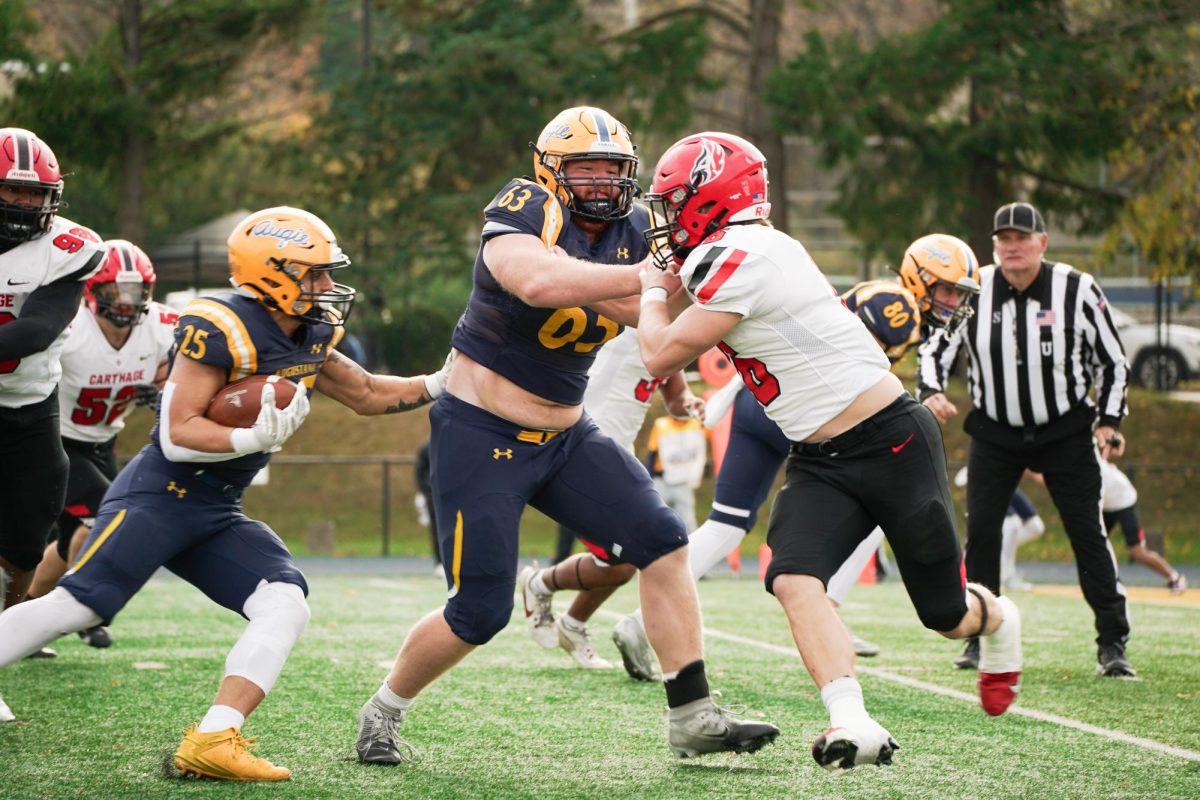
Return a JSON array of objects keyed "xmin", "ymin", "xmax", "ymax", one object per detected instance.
[
  {"xmin": 811, "ymin": 719, "xmax": 899, "ymax": 771},
  {"xmin": 516, "ymin": 563, "xmax": 557, "ymax": 649},
  {"xmin": 556, "ymin": 617, "xmax": 612, "ymax": 670},
  {"xmin": 0, "ymin": 693, "xmax": 14, "ymax": 723}
]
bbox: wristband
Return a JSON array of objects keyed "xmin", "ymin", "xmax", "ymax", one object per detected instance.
[
  {"xmin": 641, "ymin": 287, "xmax": 669, "ymax": 307},
  {"xmin": 229, "ymin": 426, "xmax": 262, "ymax": 455},
  {"xmin": 423, "ymin": 372, "xmax": 445, "ymax": 400}
]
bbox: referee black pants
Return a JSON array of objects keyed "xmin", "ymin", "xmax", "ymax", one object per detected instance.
[{"xmin": 966, "ymin": 429, "xmax": 1130, "ymax": 648}]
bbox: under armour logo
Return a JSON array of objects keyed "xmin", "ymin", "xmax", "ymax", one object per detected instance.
[
  {"xmin": 493, "ymin": 448, "xmax": 513, "ymax": 460},
  {"xmin": 616, "ymin": 247, "xmax": 630, "ymax": 260},
  {"xmin": 311, "ymin": 343, "xmax": 324, "ymax": 354},
  {"xmin": 165, "ymin": 481, "xmax": 187, "ymax": 499}
]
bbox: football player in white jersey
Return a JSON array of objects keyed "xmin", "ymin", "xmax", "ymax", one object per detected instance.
[
  {"xmin": 25, "ymin": 241, "xmax": 177, "ymax": 649},
  {"xmin": 518, "ymin": 327, "xmax": 702, "ymax": 670},
  {"xmin": 0, "ymin": 128, "xmax": 102, "ymax": 721},
  {"xmin": 0, "ymin": 128, "xmax": 104, "ymax": 613},
  {"xmin": 634, "ymin": 132, "xmax": 1022, "ymax": 771}
]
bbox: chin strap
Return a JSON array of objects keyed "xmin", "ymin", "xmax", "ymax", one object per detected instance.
[{"xmin": 968, "ymin": 585, "xmax": 989, "ymax": 638}]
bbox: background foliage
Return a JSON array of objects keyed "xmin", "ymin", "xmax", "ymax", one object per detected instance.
[{"xmin": 3, "ymin": 1, "xmax": 1194, "ymax": 370}]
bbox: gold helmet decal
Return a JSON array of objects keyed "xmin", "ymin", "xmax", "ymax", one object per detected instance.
[
  {"xmin": 228, "ymin": 207, "xmax": 356, "ymax": 326},
  {"xmin": 898, "ymin": 233, "xmax": 980, "ymax": 330}
]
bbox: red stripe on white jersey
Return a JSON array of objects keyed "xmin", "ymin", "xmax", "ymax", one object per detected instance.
[{"xmin": 696, "ymin": 249, "xmax": 748, "ymax": 304}]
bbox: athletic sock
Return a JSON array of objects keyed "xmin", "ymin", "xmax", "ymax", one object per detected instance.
[
  {"xmin": 198, "ymin": 704, "xmax": 245, "ymax": 734},
  {"xmin": 372, "ymin": 680, "xmax": 414, "ymax": 717},
  {"xmin": 530, "ymin": 570, "xmax": 552, "ymax": 597},
  {"xmin": 664, "ymin": 659, "xmax": 709, "ymax": 708},
  {"xmin": 821, "ymin": 676, "xmax": 870, "ymax": 729}
]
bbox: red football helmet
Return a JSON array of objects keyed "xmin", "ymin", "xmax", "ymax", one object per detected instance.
[
  {"xmin": 0, "ymin": 128, "xmax": 64, "ymax": 243},
  {"xmin": 643, "ymin": 132, "xmax": 770, "ymax": 269},
  {"xmin": 85, "ymin": 240, "xmax": 156, "ymax": 328}
]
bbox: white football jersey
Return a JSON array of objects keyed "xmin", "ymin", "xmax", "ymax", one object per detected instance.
[
  {"xmin": 583, "ymin": 327, "xmax": 659, "ymax": 451},
  {"xmin": 58, "ymin": 301, "xmax": 178, "ymax": 443},
  {"xmin": 0, "ymin": 216, "xmax": 104, "ymax": 407},
  {"xmin": 1100, "ymin": 459, "xmax": 1137, "ymax": 512},
  {"xmin": 679, "ymin": 225, "xmax": 890, "ymax": 442}
]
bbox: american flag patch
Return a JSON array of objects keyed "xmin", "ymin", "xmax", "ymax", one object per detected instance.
[{"xmin": 1036, "ymin": 309, "xmax": 1056, "ymax": 326}]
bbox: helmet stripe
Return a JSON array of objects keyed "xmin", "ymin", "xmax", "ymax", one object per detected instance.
[
  {"xmin": 590, "ymin": 109, "xmax": 612, "ymax": 144},
  {"xmin": 119, "ymin": 244, "xmax": 135, "ymax": 274},
  {"xmin": 14, "ymin": 131, "xmax": 30, "ymax": 172}
]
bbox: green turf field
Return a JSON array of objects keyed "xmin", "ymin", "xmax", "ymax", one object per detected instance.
[{"xmin": 1, "ymin": 575, "xmax": 1197, "ymax": 799}]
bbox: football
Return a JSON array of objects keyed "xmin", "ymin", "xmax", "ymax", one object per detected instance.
[{"xmin": 206, "ymin": 374, "xmax": 298, "ymax": 428}]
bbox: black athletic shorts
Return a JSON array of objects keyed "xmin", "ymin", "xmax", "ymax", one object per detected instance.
[
  {"xmin": 0, "ymin": 390, "xmax": 68, "ymax": 571},
  {"xmin": 765, "ymin": 393, "xmax": 968, "ymax": 632},
  {"xmin": 51, "ymin": 435, "xmax": 119, "ymax": 560}
]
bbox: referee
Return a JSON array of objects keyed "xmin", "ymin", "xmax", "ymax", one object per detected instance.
[{"xmin": 918, "ymin": 202, "xmax": 1135, "ymax": 678}]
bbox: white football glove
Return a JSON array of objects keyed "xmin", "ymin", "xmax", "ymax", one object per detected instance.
[
  {"xmin": 423, "ymin": 348, "xmax": 457, "ymax": 400},
  {"xmin": 230, "ymin": 383, "xmax": 310, "ymax": 454},
  {"xmin": 703, "ymin": 379, "xmax": 742, "ymax": 429}
]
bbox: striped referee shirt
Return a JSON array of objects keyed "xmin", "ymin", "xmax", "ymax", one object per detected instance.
[{"xmin": 917, "ymin": 260, "xmax": 1128, "ymax": 430}]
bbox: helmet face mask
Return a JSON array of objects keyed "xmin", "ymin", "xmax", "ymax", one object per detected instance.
[
  {"xmin": 228, "ymin": 207, "xmax": 356, "ymax": 326},
  {"xmin": 643, "ymin": 132, "xmax": 770, "ymax": 270},
  {"xmin": 0, "ymin": 128, "xmax": 64, "ymax": 244},
  {"xmin": 531, "ymin": 106, "xmax": 639, "ymax": 222},
  {"xmin": 897, "ymin": 234, "xmax": 981, "ymax": 334},
  {"xmin": 86, "ymin": 240, "xmax": 156, "ymax": 328}
]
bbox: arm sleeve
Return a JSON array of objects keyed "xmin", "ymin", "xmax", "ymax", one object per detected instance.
[
  {"xmin": 0, "ymin": 280, "xmax": 85, "ymax": 359},
  {"xmin": 1082, "ymin": 281, "xmax": 1129, "ymax": 429},
  {"xmin": 916, "ymin": 324, "xmax": 963, "ymax": 400}
]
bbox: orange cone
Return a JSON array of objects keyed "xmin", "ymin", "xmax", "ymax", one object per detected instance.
[
  {"xmin": 758, "ymin": 543, "xmax": 772, "ymax": 582},
  {"xmin": 857, "ymin": 552, "xmax": 877, "ymax": 585},
  {"xmin": 726, "ymin": 544, "xmax": 741, "ymax": 577}
]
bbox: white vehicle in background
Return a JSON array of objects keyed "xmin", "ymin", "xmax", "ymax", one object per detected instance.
[{"xmin": 1109, "ymin": 307, "xmax": 1200, "ymax": 390}]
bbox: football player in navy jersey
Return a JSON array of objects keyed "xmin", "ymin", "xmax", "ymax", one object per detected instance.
[
  {"xmin": 0, "ymin": 207, "xmax": 448, "ymax": 781},
  {"xmin": 355, "ymin": 106, "xmax": 778, "ymax": 766}
]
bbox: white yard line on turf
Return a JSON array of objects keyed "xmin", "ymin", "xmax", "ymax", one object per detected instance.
[{"xmin": 595, "ymin": 610, "xmax": 1200, "ymax": 763}]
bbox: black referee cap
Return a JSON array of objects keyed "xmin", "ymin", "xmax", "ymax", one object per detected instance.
[{"xmin": 992, "ymin": 202, "xmax": 1045, "ymax": 235}]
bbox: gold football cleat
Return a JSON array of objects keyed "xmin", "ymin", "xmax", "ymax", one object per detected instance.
[{"xmin": 173, "ymin": 724, "xmax": 290, "ymax": 782}]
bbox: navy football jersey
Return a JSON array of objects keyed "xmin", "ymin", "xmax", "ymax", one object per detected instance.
[
  {"xmin": 842, "ymin": 280, "xmax": 921, "ymax": 364},
  {"xmin": 450, "ymin": 178, "xmax": 651, "ymax": 405},
  {"xmin": 150, "ymin": 291, "xmax": 344, "ymax": 486}
]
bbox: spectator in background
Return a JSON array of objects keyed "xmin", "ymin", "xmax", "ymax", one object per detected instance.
[
  {"xmin": 413, "ymin": 440, "xmax": 443, "ymax": 578},
  {"xmin": 920, "ymin": 201, "xmax": 1134, "ymax": 678},
  {"xmin": 644, "ymin": 414, "xmax": 708, "ymax": 533}
]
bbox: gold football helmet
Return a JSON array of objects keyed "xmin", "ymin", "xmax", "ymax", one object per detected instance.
[
  {"xmin": 531, "ymin": 106, "xmax": 638, "ymax": 222},
  {"xmin": 227, "ymin": 207, "xmax": 355, "ymax": 325},
  {"xmin": 897, "ymin": 233, "xmax": 980, "ymax": 331}
]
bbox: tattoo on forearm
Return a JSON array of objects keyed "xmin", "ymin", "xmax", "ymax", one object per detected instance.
[{"xmin": 383, "ymin": 395, "xmax": 432, "ymax": 414}]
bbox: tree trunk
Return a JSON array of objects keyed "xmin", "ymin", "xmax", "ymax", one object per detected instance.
[
  {"xmin": 116, "ymin": 0, "xmax": 145, "ymax": 243},
  {"xmin": 967, "ymin": 76, "xmax": 999, "ymax": 265},
  {"xmin": 746, "ymin": 0, "xmax": 787, "ymax": 233}
]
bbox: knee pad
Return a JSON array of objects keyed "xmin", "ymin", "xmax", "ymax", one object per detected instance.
[
  {"xmin": 225, "ymin": 580, "xmax": 310, "ymax": 694},
  {"xmin": 444, "ymin": 574, "xmax": 515, "ymax": 645}
]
